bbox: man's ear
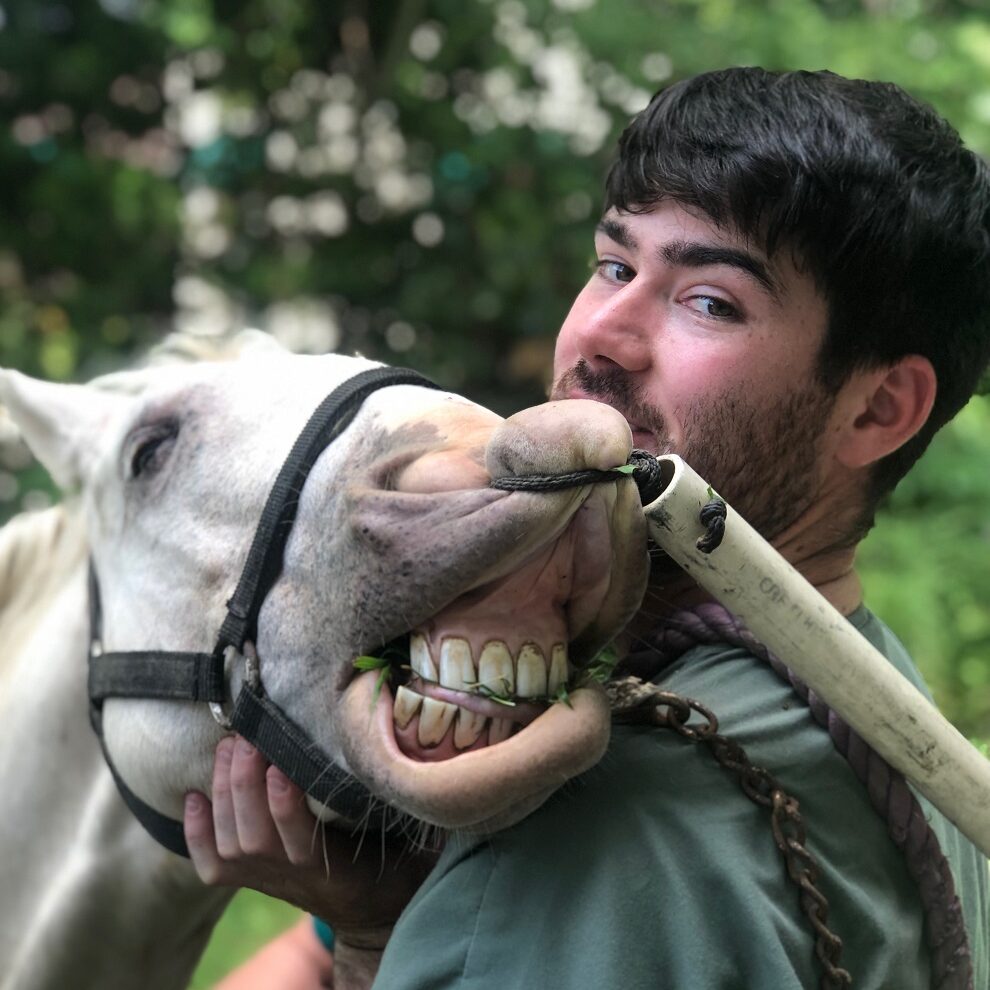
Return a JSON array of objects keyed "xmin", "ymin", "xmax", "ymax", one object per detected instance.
[{"xmin": 835, "ymin": 355, "xmax": 937, "ymax": 470}]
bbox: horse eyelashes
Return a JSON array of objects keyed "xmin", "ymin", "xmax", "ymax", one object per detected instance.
[{"xmin": 129, "ymin": 422, "xmax": 179, "ymax": 479}]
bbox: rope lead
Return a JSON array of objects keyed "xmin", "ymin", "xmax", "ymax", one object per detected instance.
[{"xmin": 489, "ymin": 448, "xmax": 726, "ymax": 553}]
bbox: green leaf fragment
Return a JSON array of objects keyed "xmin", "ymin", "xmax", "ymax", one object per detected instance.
[
  {"xmin": 580, "ymin": 644, "xmax": 620, "ymax": 686},
  {"xmin": 465, "ymin": 680, "xmax": 517, "ymax": 706},
  {"xmin": 353, "ymin": 654, "xmax": 394, "ymax": 713},
  {"xmin": 371, "ymin": 665, "xmax": 391, "ymax": 708},
  {"xmin": 612, "ymin": 463, "xmax": 636, "ymax": 475},
  {"xmin": 353, "ymin": 654, "xmax": 391, "ymax": 671}
]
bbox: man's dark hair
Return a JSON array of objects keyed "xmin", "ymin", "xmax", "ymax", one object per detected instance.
[{"xmin": 605, "ymin": 67, "xmax": 990, "ymax": 509}]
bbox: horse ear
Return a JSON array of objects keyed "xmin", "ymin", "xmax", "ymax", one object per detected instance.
[{"xmin": 0, "ymin": 369, "xmax": 126, "ymax": 492}]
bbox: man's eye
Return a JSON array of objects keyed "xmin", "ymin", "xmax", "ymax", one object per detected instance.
[
  {"xmin": 595, "ymin": 259, "xmax": 635, "ymax": 284},
  {"xmin": 684, "ymin": 295, "xmax": 741, "ymax": 320}
]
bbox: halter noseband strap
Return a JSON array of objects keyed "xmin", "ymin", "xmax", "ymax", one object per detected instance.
[{"xmin": 88, "ymin": 366, "xmax": 444, "ymax": 857}]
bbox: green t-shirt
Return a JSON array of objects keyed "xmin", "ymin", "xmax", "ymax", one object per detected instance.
[{"xmin": 374, "ymin": 608, "xmax": 988, "ymax": 989}]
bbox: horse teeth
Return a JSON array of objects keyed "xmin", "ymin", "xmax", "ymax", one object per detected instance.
[
  {"xmin": 489, "ymin": 718, "xmax": 513, "ymax": 744},
  {"xmin": 516, "ymin": 644, "xmax": 548, "ymax": 697},
  {"xmin": 440, "ymin": 638, "xmax": 474, "ymax": 691},
  {"xmin": 454, "ymin": 708, "xmax": 487, "ymax": 749},
  {"xmin": 548, "ymin": 644, "xmax": 568, "ymax": 694},
  {"xmin": 410, "ymin": 633, "xmax": 437, "ymax": 682},
  {"xmin": 393, "ymin": 685, "xmax": 423, "ymax": 729},
  {"xmin": 417, "ymin": 698, "xmax": 457, "ymax": 746},
  {"xmin": 478, "ymin": 642, "xmax": 514, "ymax": 695}
]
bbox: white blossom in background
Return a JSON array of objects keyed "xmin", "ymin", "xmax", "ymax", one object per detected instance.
[
  {"xmin": 266, "ymin": 130, "xmax": 298, "ymax": 171},
  {"xmin": 264, "ymin": 191, "xmax": 351, "ymax": 240},
  {"xmin": 318, "ymin": 102, "xmax": 357, "ymax": 138},
  {"xmin": 532, "ymin": 46, "xmax": 591, "ymax": 129},
  {"xmin": 174, "ymin": 89, "xmax": 223, "ymax": 147},
  {"xmin": 494, "ymin": 1, "xmax": 542, "ymax": 64},
  {"xmin": 307, "ymin": 192, "xmax": 349, "ymax": 237},
  {"xmin": 182, "ymin": 186, "xmax": 231, "ymax": 259},
  {"xmin": 481, "ymin": 5, "xmax": 632, "ymax": 154},
  {"xmin": 190, "ymin": 48, "xmax": 225, "ymax": 80},
  {"xmin": 173, "ymin": 274, "xmax": 243, "ymax": 337},
  {"xmin": 162, "ymin": 59, "xmax": 194, "ymax": 103},
  {"xmin": 642, "ymin": 52, "xmax": 674, "ymax": 83},
  {"xmin": 385, "ymin": 320, "xmax": 417, "ymax": 352},
  {"xmin": 266, "ymin": 195, "xmax": 305, "ymax": 236},
  {"xmin": 264, "ymin": 299, "xmax": 341, "ymax": 353},
  {"xmin": 412, "ymin": 212, "xmax": 444, "ymax": 247},
  {"xmin": 409, "ymin": 21, "xmax": 445, "ymax": 61}
]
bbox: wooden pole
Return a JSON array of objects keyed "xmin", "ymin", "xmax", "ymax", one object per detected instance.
[{"xmin": 642, "ymin": 454, "xmax": 990, "ymax": 859}]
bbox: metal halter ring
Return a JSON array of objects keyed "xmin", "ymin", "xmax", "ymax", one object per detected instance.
[{"xmin": 208, "ymin": 643, "xmax": 262, "ymax": 730}]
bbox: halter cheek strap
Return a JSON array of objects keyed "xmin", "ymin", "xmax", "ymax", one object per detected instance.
[{"xmin": 88, "ymin": 366, "xmax": 444, "ymax": 857}]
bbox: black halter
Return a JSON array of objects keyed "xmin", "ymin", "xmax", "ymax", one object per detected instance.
[{"xmin": 88, "ymin": 366, "xmax": 444, "ymax": 857}]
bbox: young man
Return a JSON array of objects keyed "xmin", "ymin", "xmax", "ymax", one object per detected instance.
[{"xmin": 184, "ymin": 68, "xmax": 990, "ymax": 988}]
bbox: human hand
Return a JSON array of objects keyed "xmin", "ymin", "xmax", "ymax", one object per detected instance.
[{"xmin": 183, "ymin": 736, "xmax": 439, "ymax": 950}]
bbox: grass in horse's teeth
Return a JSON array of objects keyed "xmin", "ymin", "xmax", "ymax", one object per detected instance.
[
  {"xmin": 464, "ymin": 680, "xmax": 517, "ymax": 706},
  {"xmin": 353, "ymin": 655, "xmax": 394, "ymax": 710},
  {"xmin": 355, "ymin": 642, "xmax": 621, "ymax": 713},
  {"xmin": 578, "ymin": 644, "xmax": 620, "ymax": 688},
  {"xmin": 353, "ymin": 655, "xmax": 392, "ymax": 673}
]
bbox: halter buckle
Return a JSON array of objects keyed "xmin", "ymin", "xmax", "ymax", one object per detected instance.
[
  {"xmin": 208, "ymin": 643, "xmax": 262, "ymax": 729},
  {"xmin": 209, "ymin": 700, "xmax": 232, "ymax": 730}
]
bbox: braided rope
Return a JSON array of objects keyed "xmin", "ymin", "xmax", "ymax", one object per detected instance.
[
  {"xmin": 489, "ymin": 449, "xmax": 671, "ymax": 507},
  {"xmin": 622, "ymin": 603, "xmax": 973, "ymax": 990}
]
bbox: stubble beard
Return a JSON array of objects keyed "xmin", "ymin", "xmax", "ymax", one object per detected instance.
[{"xmin": 551, "ymin": 359, "xmax": 835, "ymax": 543}]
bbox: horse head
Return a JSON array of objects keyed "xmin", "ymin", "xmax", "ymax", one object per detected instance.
[{"xmin": 0, "ymin": 348, "xmax": 647, "ymax": 836}]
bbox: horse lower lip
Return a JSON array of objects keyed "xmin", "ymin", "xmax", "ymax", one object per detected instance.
[{"xmin": 340, "ymin": 671, "xmax": 613, "ymax": 828}]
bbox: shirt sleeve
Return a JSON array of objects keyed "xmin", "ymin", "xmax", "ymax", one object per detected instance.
[{"xmin": 312, "ymin": 916, "xmax": 335, "ymax": 953}]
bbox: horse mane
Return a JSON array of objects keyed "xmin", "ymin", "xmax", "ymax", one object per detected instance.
[{"xmin": 0, "ymin": 504, "xmax": 88, "ymax": 660}]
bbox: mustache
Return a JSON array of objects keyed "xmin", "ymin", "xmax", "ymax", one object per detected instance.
[{"xmin": 551, "ymin": 360, "xmax": 670, "ymax": 439}]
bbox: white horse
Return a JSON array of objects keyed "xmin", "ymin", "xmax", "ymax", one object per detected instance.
[{"xmin": 0, "ymin": 339, "xmax": 647, "ymax": 989}]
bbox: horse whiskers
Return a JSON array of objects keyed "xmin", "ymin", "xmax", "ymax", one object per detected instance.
[{"xmin": 319, "ymin": 819, "xmax": 330, "ymax": 880}]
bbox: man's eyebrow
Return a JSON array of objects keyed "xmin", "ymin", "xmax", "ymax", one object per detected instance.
[
  {"xmin": 661, "ymin": 239, "xmax": 781, "ymax": 298},
  {"xmin": 596, "ymin": 220, "xmax": 781, "ymax": 299},
  {"xmin": 595, "ymin": 217, "xmax": 637, "ymax": 252}
]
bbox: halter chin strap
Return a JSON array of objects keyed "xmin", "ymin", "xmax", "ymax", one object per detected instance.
[{"xmin": 88, "ymin": 366, "xmax": 444, "ymax": 857}]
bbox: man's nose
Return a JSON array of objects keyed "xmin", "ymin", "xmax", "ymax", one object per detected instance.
[{"xmin": 572, "ymin": 287, "xmax": 653, "ymax": 374}]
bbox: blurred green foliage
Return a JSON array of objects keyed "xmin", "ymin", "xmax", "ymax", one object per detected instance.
[
  {"xmin": 188, "ymin": 891, "xmax": 301, "ymax": 988},
  {"xmin": 1, "ymin": 0, "xmax": 986, "ymax": 735},
  {"xmin": 1, "ymin": 0, "xmax": 988, "ymax": 978}
]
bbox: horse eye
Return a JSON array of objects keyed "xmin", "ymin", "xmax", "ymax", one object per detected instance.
[{"xmin": 130, "ymin": 423, "xmax": 179, "ymax": 479}]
